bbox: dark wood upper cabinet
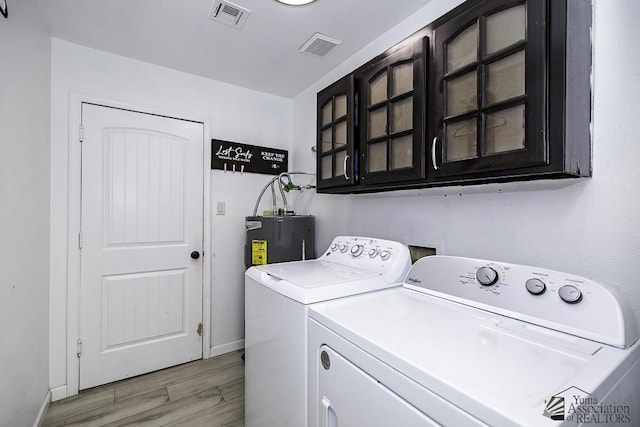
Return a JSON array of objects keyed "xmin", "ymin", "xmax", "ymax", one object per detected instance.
[
  {"xmin": 316, "ymin": 75, "xmax": 356, "ymax": 190},
  {"xmin": 429, "ymin": 0, "xmax": 547, "ymax": 178},
  {"xmin": 357, "ymin": 36, "xmax": 427, "ymax": 186},
  {"xmin": 428, "ymin": 0, "xmax": 591, "ymax": 184},
  {"xmin": 316, "ymin": 0, "xmax": 591, "ymax": 193}
]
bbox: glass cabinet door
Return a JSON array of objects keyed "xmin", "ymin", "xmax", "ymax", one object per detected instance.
[
  {"xmin": 316, "ymin": 75, "xmax": 356, "ymax": 190},
  {"xmin": 358, "ymin": 36, "xmax": 427, "ymax": 185},
  {"xmin": 430, "ymin": 0, "xmax": 547, "ymax": 178}
]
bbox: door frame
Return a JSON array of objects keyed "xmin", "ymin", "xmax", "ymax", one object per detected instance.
[{"xmin": 65, "ymin": 93, "xmax": 212, "ymax": 397}]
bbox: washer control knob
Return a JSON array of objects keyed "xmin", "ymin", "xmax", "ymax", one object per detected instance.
[
  {"xmin": 339, "ymin": 244, "xmax": 348, "ymax": 253},
  {"xmin": 476, "ymin": 266, "xmax": 498, "ymax": 286},
  {"xmin": 525, "ymin": 278, "xmax": 546, "ymax": 295},
  {"xmin": 368, "ymin": 249, "xmax": 378, "ymax": 258},
  {"xmin": 558, "ymin": 285, "xmax": 582, "ymax": 304},
  {"xmin": 350, "ymin": 244, "xmax": 363, "ymax": 257},
  {"xmin": 380, "ymin": 250, "xmax": 391, "ymax": 260},
  {"xmin": 330, "ymin": 243, "xmax": 339, "ymax": 251}
]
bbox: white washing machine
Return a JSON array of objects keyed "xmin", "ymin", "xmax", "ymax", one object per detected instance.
[
  {"xmin": 245, "ymin": 236, "xmax": 412, "ymax": 427},
  {"xmin": 309, "ymin": 256, "xmax": 640, "ymax": 426}
]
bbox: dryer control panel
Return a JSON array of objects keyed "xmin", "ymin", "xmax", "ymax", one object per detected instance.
[
  {"xmin": 320, "ymin": 236, "xmax": 411, "ymax": 285},
  {"xmin": 404, "ymin": 256, "xmax": 639, "ymax": 349}
]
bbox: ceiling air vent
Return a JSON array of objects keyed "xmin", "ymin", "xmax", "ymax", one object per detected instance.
[
  {"xmin": 299, "ymin": 33, "xmax": 342, "ymax": 58},
  {"xmin": 209, "ymin": 0, "xmax": 251, "ymax": 30}
]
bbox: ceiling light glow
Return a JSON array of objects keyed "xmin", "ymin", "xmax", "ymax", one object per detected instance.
[{"xmin": 276, "ymin": 0, "xmax": 316, "ymax": 5}]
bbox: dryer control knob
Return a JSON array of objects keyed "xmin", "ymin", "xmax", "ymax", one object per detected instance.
[
  {"xmin": 558, "ymin": 285, "xmax": 582, "ymax": 304},
  {"xmin": 525, "ymin": 278, "xmax": 546, "ymax": 295},
  {"xmin": 476, "ymin": 266, "xmax": 498, "ymax": 286},
  {"xmin": 380, "ymin": 250, "xmax": 391, "ymax": 260},
  {"xmin": 368, "ymin": 249, "xmax": 378, "ymax": 258},
  {"xmin": 339, "ymin": 244, "xmax": 348, "ymax": 253},
  {"xmin": 350, "ymin": 244, "xmax": 363, "ymax": 257},
  {"xmin": 330, "ymin": 243, "xmax": 339, "ymax": 251}
]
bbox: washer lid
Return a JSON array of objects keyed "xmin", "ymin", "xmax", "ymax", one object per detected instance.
[
  {"xmin": 248, "ymin": 260, "xmax": 395, "ymax": 304},
  {"xmin": 256, "ymin": 260, "xmax": 380, "ymax": 288},
  {"xmin": 310, "ymin": 288, "xmax": 637, "ymax": 426}
]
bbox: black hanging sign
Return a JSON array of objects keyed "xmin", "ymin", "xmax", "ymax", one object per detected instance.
[{"xmin": 211, "ymin": 139, "xmax": 288, "ymax": 175}]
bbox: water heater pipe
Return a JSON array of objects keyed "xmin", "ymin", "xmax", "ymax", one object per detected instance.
[{"xmin": 252, "ymin": 172, "xmax": 316, "ymax": 216}]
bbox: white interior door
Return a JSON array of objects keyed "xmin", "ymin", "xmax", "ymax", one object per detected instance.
[{"xmin": 79, "ymin": 103, "xmax": 204, "ymax": 390}]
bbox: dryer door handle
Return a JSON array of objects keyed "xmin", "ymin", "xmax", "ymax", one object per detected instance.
[{"xmin": 321, "ymin": 397, "xmax": 338, "ymax": 427}]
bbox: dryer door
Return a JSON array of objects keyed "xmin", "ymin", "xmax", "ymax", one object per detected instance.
[{"xmin": 317, "ymin": 345, "xmax": 438, "ymax": 427}]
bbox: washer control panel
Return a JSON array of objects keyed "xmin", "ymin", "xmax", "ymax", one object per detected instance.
[
  {"xmin": 326, "ymin": 237, "xmax": 400, "ymax": 262},
  {"xmin": 403, "ymin": 256, "xmax": 638, "ymax": 349},
  {"xmin": 320, "ymin": 236, "xmax": 411, "ymax": 283}
]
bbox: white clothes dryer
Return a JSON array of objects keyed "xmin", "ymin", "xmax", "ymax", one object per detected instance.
[
  {"xmin": 309, "ymin": 256, "xmax": 640, "ymax": 427},
  {"xmin": 244, "ymin": 236, "xmax": 411, "ymax": 427}
]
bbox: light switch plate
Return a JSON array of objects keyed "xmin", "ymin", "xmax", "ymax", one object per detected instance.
[{"xmin": 216, "ymin": 201, "xmax": 225, "ymax": 215}]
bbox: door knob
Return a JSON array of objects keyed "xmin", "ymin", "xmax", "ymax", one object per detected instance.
[{"xmin": 191, "ymin": 251, "xmax": 201, "ymax": 260}]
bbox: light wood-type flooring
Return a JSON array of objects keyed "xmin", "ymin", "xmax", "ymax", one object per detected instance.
[{"xmin": 42, "ymin": 350, "xmax": 245, "ymax": 426}]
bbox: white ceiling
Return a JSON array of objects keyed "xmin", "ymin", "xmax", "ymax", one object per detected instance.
[{"xmin": 36, "ymin": 0, "xmax": 432, "ymax": 98}]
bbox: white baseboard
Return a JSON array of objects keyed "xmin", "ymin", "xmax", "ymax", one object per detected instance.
[
  {"xmin": 210, "ymin": 339, "xmax": 244, "ymax": 357},
  {"xmin": 50, "ymin": 385, "xmax": 68, "ymax": 402},
  {"xmin": 33, "ymin": 390, "xmax": 51, "ymax": 427}
]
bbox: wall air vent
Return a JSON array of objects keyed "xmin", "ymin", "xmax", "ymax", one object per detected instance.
[
  {"xmin": 299, "ymin": 33, "xmax": 342, "ymax": 58},
  {"xmin": 209, "ymin": 0, "xmax": 251, "ymax": 30}
]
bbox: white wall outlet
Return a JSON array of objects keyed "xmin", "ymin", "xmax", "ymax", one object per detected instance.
[{"xmin": 216, "ymin": 201, "xmax": 225, "ymax": 215}]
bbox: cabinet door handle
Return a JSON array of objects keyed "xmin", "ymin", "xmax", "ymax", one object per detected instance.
[
  {"xmin": 431, "ymin": 137, "xmax": 439, "ymax": 171},
  {"xmin": 343, "ymin": 155, "xmax": 350, "ymax": 180}
]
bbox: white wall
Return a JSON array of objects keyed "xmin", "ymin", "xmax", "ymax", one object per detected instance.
[
  {"xmin": 49, "ymin": 39, "xmax": 292, "ymax": 395},
  {"xmin": 0, "ymin": 0, "xmax": 51, "ymax": 424},
  {"xmin": 291, "ymin": 0, "xmax": 640, "ymax": 316}
]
